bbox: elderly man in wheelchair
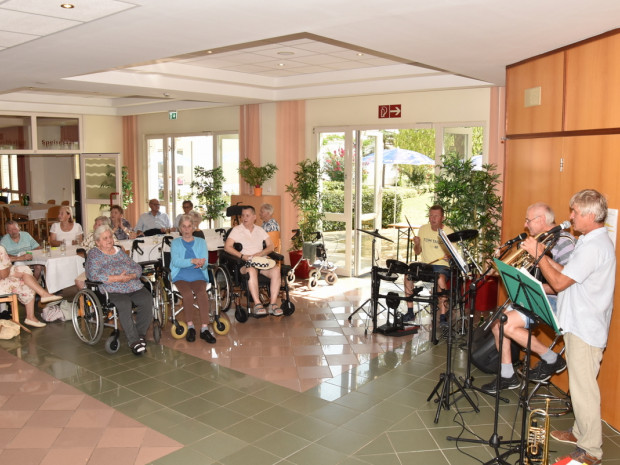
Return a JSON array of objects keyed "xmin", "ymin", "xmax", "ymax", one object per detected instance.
[{"xmin": 224, "ymin": 205, "xmax": 283, "ymax": 317}]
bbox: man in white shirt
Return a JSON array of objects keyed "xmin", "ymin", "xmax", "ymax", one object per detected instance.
[
  {"xmin": 135, "ymin": 199, "xmax": 172, "ymax": 236},
  {"xmin": 224, "ymin": 206, "xmax": 282, "ymax": 316}
]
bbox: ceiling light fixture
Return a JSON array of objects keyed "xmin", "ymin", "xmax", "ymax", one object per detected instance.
[
  {"xmin": 60, "ymin": 3, "xmax": 75, "ymax": 8},
  {"xmin": 357, "ymin": 52, "xmax": 364, "ymax": 56},
  {"xmin": 278, "ymin": 63, "xmax": 285, "ymax": 67}
]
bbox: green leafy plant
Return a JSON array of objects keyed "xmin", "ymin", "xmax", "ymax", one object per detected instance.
[
  {"xmin": 285, "ymin": 159, "xmax": 324, "ymax": 250},
  {"xmin": 121, "ymin": 166, "xmax": 133, "ymax": 209},
  {"xmin": 190, "ymin": 166, "xmax": 228, "ymax": 228},
  {"xmin": 238, "ymin": 158, "xmax": 278, "ymax": 188},
  {"xmin": 434, "ymin": 152, "xmax": 503, "ymax": 268}
]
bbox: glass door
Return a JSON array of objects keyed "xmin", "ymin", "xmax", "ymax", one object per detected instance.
[
  {"xmin": 79, "ymin": 153, "xmax": 121, "ymax": 232},
  {"xmin": 318, "ymin": 129, "xmax": 383, "ymax": 277}
]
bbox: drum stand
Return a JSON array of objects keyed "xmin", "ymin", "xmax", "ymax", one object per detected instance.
[{"xmin": 427, "ymin": 260, "xmax": 479, "ymax": 422}]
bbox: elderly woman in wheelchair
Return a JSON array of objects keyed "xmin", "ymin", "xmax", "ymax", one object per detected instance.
[
  {"xmin": 169, "ymin": 215, "xmax": 216, "ymax": 343},
  {"xmin": 85, "ymin": 225, "xmax": 153, "ymax": 355},
  {"xmin": 224, "ymin": 205, "xmax": 283, "ymax": 317}
]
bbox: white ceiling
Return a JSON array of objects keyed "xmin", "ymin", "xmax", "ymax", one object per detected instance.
[{"xmin": 0, "ymin": 0, "xmax": 618, "ymax": 116}]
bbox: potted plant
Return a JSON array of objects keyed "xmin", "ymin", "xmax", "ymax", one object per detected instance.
[
  {"xmin": 434, "ymin": 151, "xmax": 503, "ymax": 311},
  {"xmin": 121, "ymin": 166, "xmax": 134, "ymax": 209},
  {"xmin": 285, "ymin": 159, "xmax": 324, "ymax": 278},
  {"xmin": 190, "ymin": 166, "xmax": 228, "ymax": 228},
  {"xmin": 238, "ymin": 158, "xmax": 278, "ymax": 196}
]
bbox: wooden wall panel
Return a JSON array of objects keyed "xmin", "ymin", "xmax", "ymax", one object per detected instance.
[
  {"xmin": 506, "ymin": 52, "xmax": 565, "ymax": 135},
  {"xmin": 565, "ymin": 32, "xmax": 620, "ymax": 131},
  {"xmin": 502, "ymin": 138, "xmax": 564, "ymax": 241}
]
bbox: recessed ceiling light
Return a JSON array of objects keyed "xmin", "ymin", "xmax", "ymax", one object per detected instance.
[
  {"xmin": 278, "ymin": 63, "xmax": 285, "ymax": 67},
  {"xmin": 357, "ymin": 52, "xmax": 364, "ymax": 57},
  {"xmin": 278, "ymin": 51, "xmax": 294, "ymax": 56},
  {"xmin": 60, "ymin": 3, "xmax": 75, "ymax": 8},
  {"xmin": 206, "ymin": 50, "xmax": 213, "ymax": 54}
]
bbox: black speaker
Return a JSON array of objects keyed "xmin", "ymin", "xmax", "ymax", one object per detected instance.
[{"xmin": 471, "ymin": 324, "xmax": 520, "ymax": 374}]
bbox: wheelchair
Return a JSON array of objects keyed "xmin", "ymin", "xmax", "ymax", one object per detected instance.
[
  {"xmin": 159, "ymin": 236, "xmax": 231, "ymax": 339},
  {"xmin": 71, "ymin": 244, "xmax": 168, "ymax": 354},
  {"xmin": 218, "ymin": 241, "xmax": 295, "ymax": 323}
]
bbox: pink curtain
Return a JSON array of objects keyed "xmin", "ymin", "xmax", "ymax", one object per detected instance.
[
  {"xmin": 239, "ymin": 104, "xmax": 261, "ymax": 194},
  {"xmin": 276, "ymin": 101, "xmax": 306, "ymax": 254},
  {"xmin": 122, "ymin": 115, "xmax": 139, "ymax": 224}
]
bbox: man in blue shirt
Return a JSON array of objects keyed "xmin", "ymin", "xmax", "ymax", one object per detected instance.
[
  {"xmin": 135, "ymin": 199, "xmax": 172, "ymax": 236},
  {"xmin": 1, "ymin": 220, "xmax": 43, "ymax": 279}
]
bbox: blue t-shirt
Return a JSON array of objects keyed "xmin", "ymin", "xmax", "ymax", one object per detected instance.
[
  {"xmin": 175, "ymin": 239, "xmax": 204, "ymax": 282},
  {"xmin": 0, "ymin": 232, "xmax": 39, "ymax": 255}
]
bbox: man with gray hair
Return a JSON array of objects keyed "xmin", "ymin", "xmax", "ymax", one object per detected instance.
[
  {"xmin": 1, "ymin": 220, "xmax": 43, "ymax": 279},
  {"xmin": 522, "ymin": 189, "xmax": 615, "ymax": 465},
  {"xmin": 482, "ymin": 202, "xmax": 575, "ymax": 393}
]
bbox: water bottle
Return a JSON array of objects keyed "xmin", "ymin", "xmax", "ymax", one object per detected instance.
[
  {"xmin": 60, "ymin": 239, "xmax": 66, "ymax": 256},
  {"xmin": 24, "ymin": 193, "xmax": 29, "ymax": 206}
]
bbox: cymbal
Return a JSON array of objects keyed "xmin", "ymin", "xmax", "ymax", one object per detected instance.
[
  {"xmin": 357, "ymin": 228, "xmax": 394, "ymax": 243},
  {"xmin": 447, "ymin": 229, "xmax": 478, "ymax": 242}
]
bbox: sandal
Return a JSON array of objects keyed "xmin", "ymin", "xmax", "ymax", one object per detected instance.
[
  {"xmin": 131, "ymin": 340, "xmax": 145, "ymax": 356},
  {"xmin": 254, "ymin": 304, "xmax": 267, "ymax": 316},
  {"xmin": 268, "ymin": 304, "xmax": 283, "ymax": 317}
]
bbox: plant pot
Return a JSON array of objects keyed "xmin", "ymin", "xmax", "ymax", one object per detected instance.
[
  {"xmin": 253, "ymin": 187, "xmax": 263, "ymax": 196},
  {"xmin": 289, "ymin": 250, "xmax": 309, "ymax": 279},
  {"xmin": 471, "ymin": 275, "xmax": 499, "ymax": 312}
]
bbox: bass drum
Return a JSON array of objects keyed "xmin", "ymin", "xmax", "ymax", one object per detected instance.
[{"xmin": 471, "ymin": 324, "xmax": 521, "ymax": 374}]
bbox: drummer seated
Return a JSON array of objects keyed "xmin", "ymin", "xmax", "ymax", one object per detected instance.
[{"xmin": 403, "ymin": 263, "xmax": 450, "ymax": 325}]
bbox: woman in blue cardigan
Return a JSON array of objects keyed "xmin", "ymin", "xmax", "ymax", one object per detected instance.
[{"xmin": 170, "ymin": 215, "xmax": 216, "ymax": 343}]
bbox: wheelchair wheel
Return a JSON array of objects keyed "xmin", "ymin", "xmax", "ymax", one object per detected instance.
[
  {"xmin": 308, "ymin": 276, "xmax": 318, "ymax": 290},
  {"xmin": 105, "ymin": 334, "xmax": 120, "ymax": 354},
  {"xmin": 281, "ymin": 300, "xmax": 295, "ymax": 316},
  {"xmin": 235, "ymin": 305, "xmax": 248, "ymax": 323},
  {"xmin": 325, "ymin": 271, "xmax": 338, "ymax": 285},
  {"xmin": 286, "ymin": 270, "xmax": 295, "ymax": 284},
  {"xmin": 152, "ymin": 277, "xmax": 168, "ymax": 343},
  {"xmin": 213, "ymin": 314, "xmax": 231, "ymax": 335},
  {"xmin": 170, "ymin": 320, "xmax": 188, "ymax": 339},
  {"xmin": 214, "ymin": 266, "xmax": 231, "ymax": 312},
  {"xmin": 72, "ymin": 289, "xmax": 104, "ymax": 345}
]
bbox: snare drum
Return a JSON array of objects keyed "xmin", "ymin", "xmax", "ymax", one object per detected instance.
[
  {"xmin": 385, "ymin": 259, "xmax": 410, "ymax": 275},
  {"xmin": 407, "ymin": 262, "xmax": 435, "ymax": 282}
]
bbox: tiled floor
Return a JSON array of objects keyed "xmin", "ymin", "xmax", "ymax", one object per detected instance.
[{"xmin": 2, "ymin": 277, "xmax": 620, "ymax": 465}]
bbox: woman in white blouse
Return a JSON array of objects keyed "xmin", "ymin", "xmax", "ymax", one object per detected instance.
[{"xmin": 49, "ymin": 205, "xmax": 83, "ymax": 246}]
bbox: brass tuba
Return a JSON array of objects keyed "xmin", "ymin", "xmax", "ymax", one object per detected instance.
[
  {"xmin": 501, "ymin": 231, "xmax": 558, "ymax": 270},
  {"xmin": 524, "ymin": 399, "xmax": 551, "ymax": 465}
]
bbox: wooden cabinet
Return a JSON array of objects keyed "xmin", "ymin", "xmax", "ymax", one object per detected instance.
[
  {"xmin": 565, "ymin": 33, "xmax": 620, "ymax": 130},
  {"xmin": 506, "ymin": 52, "xmax": 565, "ymax": 135}
]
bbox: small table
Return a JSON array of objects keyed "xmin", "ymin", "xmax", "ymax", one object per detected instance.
[
  {"xmin": 17, "ymin": 246, "xmax": 85, "ymax": 293},
  {"xmin": 387, "ymin": 223, "xmax": 420, "ymax": 262}
]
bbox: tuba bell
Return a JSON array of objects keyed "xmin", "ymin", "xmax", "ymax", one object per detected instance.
[{"xmin": 501, "ymin": 231, "xmax": 558, "ymax": 270}]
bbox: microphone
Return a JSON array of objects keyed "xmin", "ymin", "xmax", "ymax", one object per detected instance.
[
  {"xmin": 539, "ymin": 220, "xmax": 571, "ymax": 240},
  {"xmin": 503, "ymin": 232, "xmax": 527, "ymax": 247}
]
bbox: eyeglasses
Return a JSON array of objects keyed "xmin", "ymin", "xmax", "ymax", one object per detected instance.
[{"xmin": 525, "ymin": 215, "xmax": 540, "ymax": 224}]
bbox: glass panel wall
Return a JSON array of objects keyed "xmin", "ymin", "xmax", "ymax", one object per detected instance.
[
  {"xmin": 36, "ymin": 116, "xmax": 79, "ymax": 150},
  {"xmin": 0, "ymin": 116, "xmax": 32, "ymax": 150}
]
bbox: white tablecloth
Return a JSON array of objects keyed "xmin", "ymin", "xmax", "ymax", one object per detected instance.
[
  {"xmin": 7, "ymin": 203, "xmax": 52, "ymax": 221},
  {"xmin": 17, "ymin": 245, "xmax": 85, "ymax": 293}
]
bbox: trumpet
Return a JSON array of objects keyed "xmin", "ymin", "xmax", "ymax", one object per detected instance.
[{"xmin": 525, "ymin": 398, "xmax": 551, "ymax": 465}]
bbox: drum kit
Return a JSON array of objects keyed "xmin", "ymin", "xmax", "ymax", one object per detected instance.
[{"xmin": 352, "ymin": 227, "xmax": 479, "ymax": 337}]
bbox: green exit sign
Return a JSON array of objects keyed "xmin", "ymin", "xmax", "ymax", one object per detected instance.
[{"xmin": 169, "ymin": 111, "xmax": 177, "ymax": 120}]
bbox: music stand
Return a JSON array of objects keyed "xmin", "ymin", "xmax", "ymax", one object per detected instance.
[
  {"xmin": 427, "ymin": 230, "xmax": 478, "ymax": 422},
  {"xmin": 495, "ymin": 258, "xmax": 560, "ymax": 464}
]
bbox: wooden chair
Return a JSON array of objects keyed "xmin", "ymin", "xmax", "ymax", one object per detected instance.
[
  {"xmin": 47, "ymin": 199, "xmax": 56, "ymax": 204},
  {"xmin": 2, "ymin": 205, "xmax": 32, "ymax": 236},
  {"xmin": 0, "ymin": 293, "xmax": 31, "ymax": 334},
  {"xmin": 41, "ymin": 205, "xmax": 62, "ymax": 240},
  {"xmin": 61, "ymin": 200, "xmax": 70, "ymax": 206}
]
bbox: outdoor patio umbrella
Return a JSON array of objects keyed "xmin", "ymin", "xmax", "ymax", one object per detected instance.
[{"xmin": 362, "ymin": 147, "xmax": 435, "ymax": 165}]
